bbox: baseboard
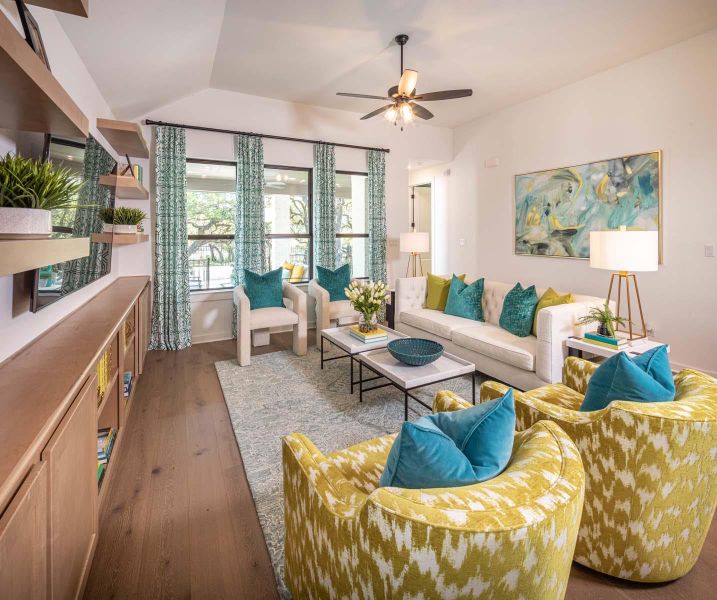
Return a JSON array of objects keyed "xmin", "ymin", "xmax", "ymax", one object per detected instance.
[
  {"xmin": 192, "ymin": 331, "xmax": 234, "ymax": 345},
  {"xmin": 671, "ymin": 361, "xmax": 717, "ymax": 378}
]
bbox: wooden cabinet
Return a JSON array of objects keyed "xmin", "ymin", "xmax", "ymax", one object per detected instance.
[
  {"xmin": 0, "ymin": 463, "xmax": 49, "ymax": 600},
  {"xmin": 42, "ymin": 374, "xmax": 98, "ymax": 600},
  {"xmin": 137, "ymin": 284, "xmax": 151, "ymax": 375}
]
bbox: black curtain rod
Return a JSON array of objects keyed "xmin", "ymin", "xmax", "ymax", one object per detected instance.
[{"xmin": 144, "ymin": 119, "xmax": 390, "ymax": 153}]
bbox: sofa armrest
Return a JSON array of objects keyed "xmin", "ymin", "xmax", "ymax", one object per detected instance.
[
  {"xmin": 535, "ymin": 299, "xmax": 605, "ymax": 384},
  {"xmin": 562, "ymin": 356, "xmax": 599, "ymax": 395},
  {"xmin": 283, "ymin": 281, "xmax": 307, "ymax": 319},
  {"xmin": 433, "ymin": 390, "xmax": 473, "ymax": 413},
  {"xmin": 394, "ymin": 276, "xmax": 427, "ymax": 323},
  {"xmin": 308, "ymin": 279, "xmax": 330, "ymax": 334}
]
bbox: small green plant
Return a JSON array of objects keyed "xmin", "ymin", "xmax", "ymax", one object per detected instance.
[
  {"xmin": 577, "ymin": 302, "xmax": 629, "ymax": 337},
  {"xmin": 99, "ymin": 207, "xmax": 115, "ymax": 224},
  {"xmin": 112, "ymin": 207, "xmax": 146, "ymax": 225},
  {"xmin": 0, "ymin": 153, "xmax": 84, "ymax": 210}
]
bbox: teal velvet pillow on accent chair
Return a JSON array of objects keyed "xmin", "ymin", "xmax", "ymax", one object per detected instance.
[
  {"xmin": 444, "ymin": 275, "xmax": 485, "ymax": 321},
  {"xmin": 316, "ymin": 264, "xmax": 351, "ymax": 301},
  {"xmin": 379, "ymin": 389, "xmax": 515, "ymax": 488},
  {"xmin": 309, "ymin": 263, "xmax": 359, "ymax": 349},
  {"xmin": 499, "ymin": 283, "xmax": 539, "ymax": 337},
  {"xmin": 234, "ymin": 268, "xmax": 307, "ymax": 366}
]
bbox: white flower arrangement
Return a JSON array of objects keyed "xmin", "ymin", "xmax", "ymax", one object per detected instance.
[{"xmin": 345, "ymin": 280, "xmax": 390, "ymax": 326}]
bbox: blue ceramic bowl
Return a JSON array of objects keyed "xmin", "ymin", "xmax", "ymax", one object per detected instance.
[{"xmin": 387, "ymin": 338, "xmax": 444, "ymax": 366}]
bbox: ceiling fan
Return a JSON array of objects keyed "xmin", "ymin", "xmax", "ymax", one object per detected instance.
[{"xmin": 337, "ymin": 34, "xmax": 472, "ymax": 129}]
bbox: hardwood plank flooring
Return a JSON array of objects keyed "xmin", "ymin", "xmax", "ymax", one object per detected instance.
[{"xmin": 85, "ymin": 334, "xmax": 716, "ymax": 599}]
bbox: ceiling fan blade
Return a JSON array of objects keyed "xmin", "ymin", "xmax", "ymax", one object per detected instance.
[
  {"xmin": 397, "ymin": 69, "xmax": 418, "ymax": 96},
  {"xmin": 360, "ymin": 104, "xmax": 395, "ymax": 120},
  {"xmin": 337, "ymin": 92, "xmax": 392, "ymax": 100},
  {"xmin": 413, "ymin": 89, "xmax": 473, "ymax": 101},
  {"xmin": 388, "ymin": 85, "xmax": 398, "ymax": 97},
  {"xmin": 410, "ymin": 102, "xmax": 434, "ymax": 120}
]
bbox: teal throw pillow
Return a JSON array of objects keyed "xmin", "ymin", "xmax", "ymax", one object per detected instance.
[
  {"xmin": 316, "ymin": 263, "xmax": 351, "ymax": 302},
  {"xmin": 499, "ymin": 283, "xmax": 539, "ymax": 337},
  {"xmin": 580, "ymin": 345, "xmax": 674, "ymax": 411},
  {"xmin": 243, "ymin": 267, "xmax": 283, "ymax": 309},
  {"xmin": 444, "ymin": 275, "xmax": 485, "ymax": 321},
  {"xmin": 379, "ymin": 389, "xmax": 515, "ymax": 488}
]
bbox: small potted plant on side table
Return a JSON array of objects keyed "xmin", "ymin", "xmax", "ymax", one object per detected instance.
[
  {"xmin": 345, "ymin": 280, "xmax": 390, "ymax": 333},
  {"xmin": 577, "ymin": 302, "xmax": 629, "ymax": 338}
]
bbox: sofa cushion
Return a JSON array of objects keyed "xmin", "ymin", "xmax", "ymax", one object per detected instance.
[
  {"xmin": 400, "ymin": 308, "xmax": 478, "ymax": 339},
  {"xmin": 329, "ymin": 299, "xmax": 358, "ymax": 320},
  {"xmin": 445, "ymin": 275, "xmax": 485, "ymax": 321},
  {"xmin": 426, "ymin": 273, "xmax": 465, "ymax": 310},
  {"xmin": 452, "ymin": 324, "xmax": 537, "ymax": 371},
  {"xmin": 499, "ymin": 283, "xmax": 539, "ymax": 337}
]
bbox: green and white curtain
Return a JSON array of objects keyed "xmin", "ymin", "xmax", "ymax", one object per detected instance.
[
  {"xmin": 313, "ymin": 143, "xmax": 336, "ymax": 269},
  {"xmin": 149, "ymin": 126, "xmax": 192, "ymax": 351},
  {"xmin": 367, "ymin": 149, "xmax": 387, "ymax": 285}
]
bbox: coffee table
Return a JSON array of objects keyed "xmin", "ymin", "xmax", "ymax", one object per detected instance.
[
  {"xmin": 320, "ymin": 325, "xmax": 408, "ymax": 394},
  {"xmin": 358, "ymin": 348, "xmax": 476, "ymax": 421}
]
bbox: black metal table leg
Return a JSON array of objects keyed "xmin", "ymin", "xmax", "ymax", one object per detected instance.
[
  {"xmin": 320, "ymin": 334, "xmax": 324, "ymax": 369},
  {"xmin": 472, "ymin": 370, "xmax": 476, "ymax": 405},
  {"xmin": 404, "ymin": 390, "xmax": 408, "ymax": 421},
  {"xmin": 359, "ymin": 360, "xmax": 363, "ymax": 403},
  {"xmin": 350, "ymin": 355, "xmax": 354, "ymax": 394}
]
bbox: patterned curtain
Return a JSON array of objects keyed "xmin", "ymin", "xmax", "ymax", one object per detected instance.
[
  {"xmin": 367, "ymin": 149, "xmax": 387, "ymax": 285},
  {"xmin": 149, "ymin": 126, "xmax": 192, "ymax": 351},
  {"xmin": 313, "ymin": 143, "xmax": 336, "ymax": 269},
  {"xmin": 61, "ymin": 136, "xmax": 113, "ymax": 292}
]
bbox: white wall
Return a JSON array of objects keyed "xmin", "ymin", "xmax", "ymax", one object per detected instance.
[
  {"xmin": 441, "ymin": 29, "xmax": 717, "ymax": 374},
  {"xmin": 128, "ymin": 88, "xmax": 453, "ymax": 343},
  {"xmin": 0, "ymin": 7, "xmax": 119, "ymax": 363}
]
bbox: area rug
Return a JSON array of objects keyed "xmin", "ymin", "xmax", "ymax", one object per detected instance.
[{"xmin": 215, "ymin": 346, "xmax": 480, "ymax": 598}]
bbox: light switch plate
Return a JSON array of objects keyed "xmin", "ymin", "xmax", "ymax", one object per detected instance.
[
  {"xmin": 705, "ymin": 243, "xmax": 715, "ymax": 257},
  {"xmin": 458, "ymin": 238, "xmax": 465, "ymax": 247}
]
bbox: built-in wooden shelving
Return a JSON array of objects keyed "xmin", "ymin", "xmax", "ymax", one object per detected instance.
[
  {"xmin": 99, "ymin": 174, "xmax": 149, "ymax": 199},
  {"xmin": 97, "ymin": 118, "xmax": 149, "ymax": 159},
  {"xmin": 0, "ymin": 237, "xmax": 90, "ymax": 277},
  {"xmin": 26, "ymin": 0, "xmax": 88, "ymax": 17},
  {"xmin": 90, "ymin": 233, "xmax": 149, "ymax": 245},
  {"xmin": 0, "ymin": 9, "xmax": 88, "ymax": 137}
]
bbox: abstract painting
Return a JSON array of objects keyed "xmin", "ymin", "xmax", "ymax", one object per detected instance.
[{"xmin": 514, "ymin": 151, "xmax": 661, "ymax": 259}]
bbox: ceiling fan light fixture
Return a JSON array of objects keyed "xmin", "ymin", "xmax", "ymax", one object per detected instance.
[
  {"xmin": 384, "ymin": 106, "xmax": 398, "ymax": 122},
  {"xmin": 400, "ymin": 102, "xmax": 414, "ymax": 123}
]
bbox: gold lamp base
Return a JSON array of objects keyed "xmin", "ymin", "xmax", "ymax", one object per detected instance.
[
  {"xmin": 405, "ymin": 252, "xmax": 424, "ymax": 277},
  {"xmin": 606, "ymin": 271, "xmax": 648, "ymax": 340}
]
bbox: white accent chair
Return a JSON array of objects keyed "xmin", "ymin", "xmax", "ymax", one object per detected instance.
[
  {"xmin": 234, "ymin": 282, "xmax": 307, "ymax": 366},
  {"xmin": 308, "ymin": 279, "xmax": 359, "ymax": 348}
]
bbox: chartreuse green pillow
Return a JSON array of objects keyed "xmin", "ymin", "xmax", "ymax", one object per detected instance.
[
  {"xmin": 499, "ymin": 283, "xmax": 539, "ymax": 337},
  {"xmin": 379, "ymin": 389, "xmax": 515, "ymax": 488},
  {"xmin": 532, "ymin": 288, "xmax": 574, "ymax": 336},
  {"xmin": 243, "ymin": 267, "xmax": 283, "ymax": 309},
  {"xmin": 425, "ymin": 273, "xmax": 465, "ymax": 310},
  {"xmin": 580, "ymin": 345, "xmax": 674, "ymax": 412},
  {"xmin": 444, "ymin": 275, "xmax": 485, "ymax": 321},
  {"xmin": 316, "ymin": 263, "xmax": 351, "ymax": 302}
]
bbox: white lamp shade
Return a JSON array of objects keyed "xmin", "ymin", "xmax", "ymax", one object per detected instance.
[
  {"xmin": 400, "ymin": 231, "xmax": 430, "ymax": 253},
  {"xmin": 589, "ymin": 230, "xmax": 658, "ymax": 272}
]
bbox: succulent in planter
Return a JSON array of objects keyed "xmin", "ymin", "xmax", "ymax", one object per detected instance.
[
  {"xmin": 99, "ymin": 207, "xmax": 115, "ymax": 233},
  {"xmin": 111, "ymin": 207, "xmax": 146, "ymax": 234},
  {"xmin": 0, "ymin": 153, "xmax": 84, "ymax": 238},
  {"xmin": 577, "ymin": 302, "xmax": 629, "ymax": 338}
]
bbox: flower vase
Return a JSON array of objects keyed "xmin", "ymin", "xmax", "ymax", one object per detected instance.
[
  {"xmin": 358, "ymin": 313, "xmax": 378, "ymax": 334},
  {"xmin": 597, "ymin": 323, "xmax": 611, "ymax": 337}
]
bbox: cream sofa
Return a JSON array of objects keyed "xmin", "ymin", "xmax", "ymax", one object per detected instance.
[{"xmin": 394, "ymin": 276, "xmax": 604, "ymax": 390}]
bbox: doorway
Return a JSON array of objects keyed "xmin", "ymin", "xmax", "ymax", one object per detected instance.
[{"xmin": 411, "ymin": 183, "xmax": 433, "ymax": 274}]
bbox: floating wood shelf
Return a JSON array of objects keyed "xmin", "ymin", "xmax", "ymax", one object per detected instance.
[
  {"xmin": 26, "ymin": 0, "xmax": 89, "ymax": 17},
  {"xmin": 0, "ymin": 237, "xmax": 90, "ymax": 277},
  {"xmin": 0, "ymin": 10, "xmax": 88, "ymax": 137},
  {"xmin": 99, "ymin": 174, "xmax": 149, "ymax": 199},
  {"xmin": 90, "ymin": 233, "xmax": 149, "ymax": 245},
  {"xmin": 97, "ymin": 118, "xmax": 149, "ymax": 159}
]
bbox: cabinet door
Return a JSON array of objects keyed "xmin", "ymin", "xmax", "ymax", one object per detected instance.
[
  {"xmin": 0, "ymin": 462, "xmax": 49, "ymax": 600},
  {"xmin": 42, "ymin": 374, "xmax": 98, "ymax": 600},
  {"xmin": 138, "ymin": 284, "xmax": 150, "ymax": 374}
]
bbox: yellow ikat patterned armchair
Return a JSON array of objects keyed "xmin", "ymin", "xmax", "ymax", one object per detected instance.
[
  {"xmin": 478, "ymin": 356, "xmax": 717, "ymax": 583},
  {"xmin": 283, "ymin": 401, "xmax": 585, "ymax": 599}
]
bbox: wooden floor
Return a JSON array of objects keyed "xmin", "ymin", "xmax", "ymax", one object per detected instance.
[{"xmin": 85, "ymin": 334, "xmax": 716, "ymax": 599}]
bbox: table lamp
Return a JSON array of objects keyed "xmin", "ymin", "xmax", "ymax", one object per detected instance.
[
  {"xmin": 400, "ymin": 231, "xmax": 429, "ymax": 277},
  {"xmin": 589, "ymin": 226, "xmax": 658, "ymax": 340}
]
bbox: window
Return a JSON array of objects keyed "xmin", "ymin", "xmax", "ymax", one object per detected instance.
[
  {"xmin": 335, "ymin": 171, "xmax": 369, "ymax": 278},
  {"xmin": 264, "ymin": 166, "xmax": 312, "ymax": 283},
  {"xmin": 186, "ymin": 159, "xmax": 236, "ymax": 291}
]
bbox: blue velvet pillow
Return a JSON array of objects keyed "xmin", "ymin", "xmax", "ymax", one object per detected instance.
[
  {"xmin": 316, "ymin": 263, "xmax": 351, "ymax": 302},
  {"xmin": 499, "ymin": 283, "xmax": 539, "ymax": 337},
  {"xmin": 444, "ymin": 275, "xmax": 485, "ymax": 321},
  {"xmin": 580, "ymin": 345, "xmax": 674, "ymax": 412},
  {"xmin": 379, "ymin": 389, "xmax": 516, "ymax": 489},
  {"xmin": 243, "ymin": 267, "xmax": 283, "ymax": 309}
]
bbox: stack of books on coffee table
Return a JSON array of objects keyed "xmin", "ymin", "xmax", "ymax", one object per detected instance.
[{"xmin": 349, "ymin": 325, "xmax": 388, "ymax": 344}]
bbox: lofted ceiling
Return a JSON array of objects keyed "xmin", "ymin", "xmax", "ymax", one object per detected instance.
[{"xmin": 58, "ymin": 0, "xmax": 717, "ymax": 127}]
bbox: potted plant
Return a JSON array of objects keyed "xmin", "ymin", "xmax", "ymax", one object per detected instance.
[
  {"xmin": 577, "ymin": 302, "xmax": 629, "ymax": 338},
  {"xmin": 112, "ymin": 207, "xmax": 146, "ymax": 234},
  {"xmin": 345, "ymin": 279, "xmax": 390, "ymax": 333},
  {"xmin": 99, "ymin": 207, "xmax": 115, "ymax": 233},
  {"xmin": 0, "ymin": 153, "xmax": 84, "ymax": 238}
]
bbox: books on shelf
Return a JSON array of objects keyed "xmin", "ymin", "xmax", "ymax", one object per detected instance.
[
  {"xmin": 123, "ymin": 371, "xmax": 133, "ymax": 398},
  {"xmin": 97, "ymin": 462, "xmax": 105, "ymax": 487},
  {"xmin": 97, "ymin": 427, "xmax": 117, "ymax": 465},
  {"xmin": 349, "ymin": 325, "xmax": 388, "ymax": 343},
  {"xmin": 584, "ymin": 332, "xmax": 627, "ymax": 346}
]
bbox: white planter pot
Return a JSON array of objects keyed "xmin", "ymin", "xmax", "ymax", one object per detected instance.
[
  {"xmin": 102, "ymin": 223, "xmax": 114, "ymax": 233},
  {"xmin": 113, "ymin": 224, "xmax": 138, "ymax": 234},
  {"xmin": 0, "ymin": 207, "xmax": 51, "ymax": 238}
]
